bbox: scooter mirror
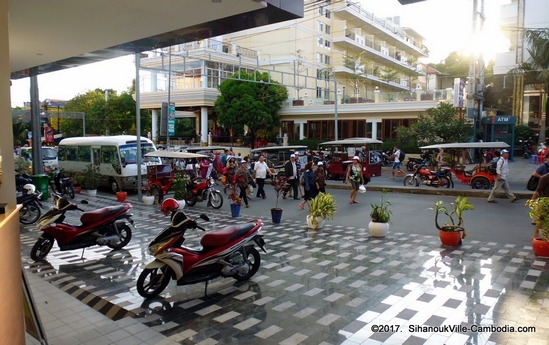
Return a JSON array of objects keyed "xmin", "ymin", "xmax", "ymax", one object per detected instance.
[{"xmin": 200, "ymin": 214, "xmax": 210, "ymax": 222}]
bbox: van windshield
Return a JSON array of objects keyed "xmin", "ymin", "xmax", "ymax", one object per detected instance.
[
  {"xmin": 42, "ymin": 147, "xmax": 57, "ymax": 160},
  {"xmin": 119, "ymin": 144, "xmax": 159, "ymax": 164}
]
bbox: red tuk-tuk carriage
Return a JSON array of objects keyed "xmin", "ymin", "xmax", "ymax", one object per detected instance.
[
  {"xmin": 319, "ymin": 138, "xmax": 384, "ymax": 180},
  {"xmin": 419, "ymin": 141, "xmax": 510, "ymax": 189},
  {"xmin": 144, "ymin": 150, "xmax": 209, "ymax": 202}
]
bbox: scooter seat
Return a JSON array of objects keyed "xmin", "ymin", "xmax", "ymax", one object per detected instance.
[
  {"xmin": 80, "ymin": 205, "xmax": 126, "ymax": 224},
  {"xmin": 201, "ymin": 223, "xmax": 255, "ymax": 248}
]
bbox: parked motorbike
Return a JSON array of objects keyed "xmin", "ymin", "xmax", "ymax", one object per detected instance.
[
  {"xmin": 15, "ymin": 173, "xmax": 33, "ymax": 193},
  {"xmin": 403, "ymin": 165, "xmax": 453, "ymax": 188},
  {"xmin": 136, "ymin": 198, "xmax": 266, "ymax": 298},
  {"xmin": 185, "ymin": 177, "xmax": 223, "ymax": 209},
  {"xmin": 17, "ymin": 184, "xmax": 43, "ymax": 224},
  {"xmin": 406, "ymin": 151, "xmax": 432, "ymax": 172},
  {"xmin": 50, "ymin": 169, "xmax": 76, "ymax": 199},
  {"xmin": 381, "ymin": 150, "xmax": 393, "ymax": 167},
  {"xmin": 30, "ymin": 196, "xmax": 134, "ymax": 261}
]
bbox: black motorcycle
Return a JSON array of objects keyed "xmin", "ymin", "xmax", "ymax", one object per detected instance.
[
  {"xmin": 50, "ymin": 169, "xmax": 76, "ymax": 199},
  {"xmin": 406, "ymin": 151, "xmax": 432, "ymax": 172},
  {"xmin": 15, "ymin": 173, "xmax": 33, "ymax": 193},
  {"xmin": 17, "ymin": 185, "xmax": 43, "ymax": 224}
]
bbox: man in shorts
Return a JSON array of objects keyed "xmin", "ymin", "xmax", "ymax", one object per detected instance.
[{"xmin": 392, "ymin": 146, "xmax": 405, "ymax": 178}]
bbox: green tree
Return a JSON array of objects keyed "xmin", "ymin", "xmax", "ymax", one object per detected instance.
[
  {"xmin": 342, "ymin": 52, "xmax": 367, "ymax": 101},
  {"xmin": 12, "ymin": 121, "xmax": 31, "ymax": 147},
  {"xmin": 215, "ymin": 71, "xmax": 288, "ymax": 148},
  {"xmin": 396, "ymin": 102, "xmax": 472, "ymax": 144}
]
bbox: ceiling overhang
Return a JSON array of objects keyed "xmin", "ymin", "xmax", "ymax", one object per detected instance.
[{"xmin": 9, "ymin": 0, "xmax": 303, "ymax": 79}]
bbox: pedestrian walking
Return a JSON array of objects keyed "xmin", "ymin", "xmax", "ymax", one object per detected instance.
[
  {"xmin": 316, "ymin": 161, "xmax": 326, "ymax": 193},
  {"xmin": 299, "ymin": 161, "xmax": 317, "ymax": 210},
  {"xmin": 345, "ymin": 156, "xmax": 364, "ymax": 204},
  {"xmin": 253, "ymin": 155, "xmax": 273, "ymax": 199},
  {"xmin": 391, "ymin": 146, "xmax": 405, "ymax": 178},
  {"xmin": 487, "ymin": 149, "xmax": 519, "ymax": 203},
  {"xmin": 284, "ymin": 154, "xmax": 300, "ymax": 200},
  {"xmin": 436, "ymin": 148, "xmax": 445, "ymax": 167},
  {"xmin": 235, "ymin": 161, "xmax": 252, "ymax": 208},
  {"xmin": 532, "ymin": 155, "xmax": 549, "ymax": 179}
]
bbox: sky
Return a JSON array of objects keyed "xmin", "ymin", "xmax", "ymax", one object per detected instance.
[{"xmin": 9, "ymin": 0, "xmax": 510, "ymax": 108}]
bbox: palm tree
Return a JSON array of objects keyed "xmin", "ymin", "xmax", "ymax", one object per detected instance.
[{"xmin": 520, "ymin": 28, "xmax": 549, "ymax": 142}]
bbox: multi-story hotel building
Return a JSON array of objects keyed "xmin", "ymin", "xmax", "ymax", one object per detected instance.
[
  {"xmin": 139, "ymin": 0, "xmax": 456, "ymax": 144},
  {"xmin": 493, "ymin": 0, "xmax": 549, "ymax": 131}
]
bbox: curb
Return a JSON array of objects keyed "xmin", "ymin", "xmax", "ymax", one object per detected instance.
[{"xmin": 325, "ymin": 182, "xmax": 534, "ymax": 200}]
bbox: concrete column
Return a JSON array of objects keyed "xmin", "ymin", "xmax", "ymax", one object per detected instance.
[
  {"xmin": 299, "ymin": 122, "xmax": 305, "ymax": 140},
  {"xmin": 151, "ymin": 109, "xmax": 158, "ymax": 143},
  {"xmin": 201, "ymin": 60, "xmax": 207, "ymax": 88},
  {"xmin": 200, "ymin": 107, "xmax": 208, "ymax": 143},
  {"xmin": 151, "ymin": 71, "xmax": 158, "ymax": 92},
  {"xmin": 0, "ymin": 1, "xmax": 25, "ymax": 343},
  {"xmin": 374, "ymin": 87, "xmax": 380, "ymax": 103}
]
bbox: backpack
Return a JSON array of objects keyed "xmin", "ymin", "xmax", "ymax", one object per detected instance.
[
  {"xmin": 488, "ymin": 157, "xmax": 500, "ymax": 174},
  {"xmin": 398, "ymin": 150, "xmax": 405, "ymax": 162}
]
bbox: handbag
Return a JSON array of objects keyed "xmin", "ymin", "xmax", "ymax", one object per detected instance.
[
  {"xmin": 358, "ymin": 184, "xmax": 366, "ymax": 193},
  {"xmin": 527, "ymin": 175, "xmax": 539, "ymax": 191}
]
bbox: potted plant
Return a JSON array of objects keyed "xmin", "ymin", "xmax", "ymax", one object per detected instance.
[
  {"xmin": 116, "ymin": 189, "xmax": 127, "ymax": 202},
  {"xmin": 307, "ymin": 192, "xmax": 337, "ymax": 230},
  {"xmin": 433, "ymin": 196, "xmax": 474, "ymax": 246},
  {"xmin": 527, "ymin": 197, "xmax": 549, "ymax": 256},
  {"xmin": 173, "ymin": 172, "xmax": 191, "ymax": 203},
  {"xmin": 227, "ymin": 184, "xmax": 241, "ymax": 217},
  {"xmin": 270, "ymin": 176, "xmax": 287, "ymax": 223},
  {"xmin": 83, "ymin": 164, "xmax": 100, "ymax": 196},
  {"xmin": 369, "ymin": 190, "xmax": 391, "ymax": 237}
]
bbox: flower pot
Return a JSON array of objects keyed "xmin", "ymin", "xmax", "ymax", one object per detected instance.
[
  {"xmin": 230, "ymin": 203, "xmax": 241, "ymax": 217},
  {"xmin": 307, "ymin": 215, "xmax": 325, "ymax": 230},
  {"xmin": 369, "ymin": 221, "xmax": 389, "ymax": 237},
  {"xmin": 143, "ymin": 195, "xmax": 155, "ymax": 206},
  {"xmin": 439, "ymin": 230, "xmax": 462, "ymax": 246},
  {"xmin": 86, "ymin": 189, "xmax": 97, "ymax": 197},
  {"xmin": 74, "ymin": 186, "xmax": 82, "ymax": 194},
  {"xmin": 116, "ymin": 191, "xmax": 127, "ymax": 202},
  {"xmin": 532, "ymin": 237, "xmax": 549, "ymax": 257},
  {"xmin": 271, "ymin": 208, "xmax": 283, "ymax": 224}
]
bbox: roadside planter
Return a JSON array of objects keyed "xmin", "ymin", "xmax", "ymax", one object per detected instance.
[{"xmin": 432, "ymin": 196, "xmax": 474, "ymax": 246}]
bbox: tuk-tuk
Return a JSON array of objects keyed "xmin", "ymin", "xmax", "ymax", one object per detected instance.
[
  {"xmin": 319, "ymin": 138, "xmax": 383, "ymax": 180},
  {"xmin": 419, "ymin": 141, "xmax": 510, "ymax": 189},
  {"xmin": 250, "ymin": 145, "xmax": 308, "ymax": 177}
]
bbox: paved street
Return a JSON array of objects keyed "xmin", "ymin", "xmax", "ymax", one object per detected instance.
[{"xmin": 22, "ymin": 159, "xmax": 549, "ymax": 345}]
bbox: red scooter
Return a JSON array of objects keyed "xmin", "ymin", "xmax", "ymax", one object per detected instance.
[
  {"xmin": 30, "ymin": 197, "xmax": 134, "ymax": 261},
  {"xmin": 136, "ymin": 199, "xmax": 266, "ymax": 298},
  {"xmin": 184, "ymin": 177, "xmax": 223, "ymax": 209}
]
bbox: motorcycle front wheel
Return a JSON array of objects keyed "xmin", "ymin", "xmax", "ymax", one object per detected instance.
[
  {"xmin": 137, "ymin": 266, "xmax": 172, "ymax": 298},
  {"xmin": 403, "ymin": 175, "xmax": 419, "ymax": 187},
  {"xmin": 106, "ymin": 224, "xmax": 132, "ymax": 249},
  {"xmin": 185, "ymin": 195, "xmax": 197, "ymax": 207},
  {"xmin": 209, "ymin": 191, "xmax": 223, "ymax": 209},
  {"xmin": 30, "ymin": 235, "xmax": 54, "ymax": 261},
  {"xmin": 234, "ymin": 247, "xmax": 261, "ymax": 281},
  {"xmin": 20, "ymin": 202, "xmax": 41, "ymax": 224}
]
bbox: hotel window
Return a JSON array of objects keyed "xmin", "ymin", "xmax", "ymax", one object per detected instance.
[
  {"xmin": 316, "ymin": 87, "xmax": 322, "ymax": 98},
  {"xmin": 317, "ymin": 21, "xmax": 324, "ymax": 32},
  {"xmin": 318, "ymin": 6, "xmax": 323, "ymax": 15},
  {"xmin": 324, "ymin": 55, "xmax": 331, "ymax": 65},
  {"xmin": 316, "ymin": 53, "xmax": 322, "ymax": 63},
  {"xmin": 324, "ymin": 40, "xmax": 331, "ymax": 49},
  {"xmin": 325, "ymin": 25, "xmax": 331, "ymax": 34},
  {"xmin": 317, "ymin": 37, "xmax": 324, "ymax": 47},
  {"xmin": 325, "ymin": 9, "xmax": 331, "ymax": 19}
]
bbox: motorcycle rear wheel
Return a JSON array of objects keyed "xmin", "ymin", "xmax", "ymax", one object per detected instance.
[
  {"xmin": 406, "ymin": 161, "xmax": 415, "ymax": 172},
  {"xmin": 137, "ymin": 266, "xmax": 172, "ymax": 298},
  {"xmin": 20, "ymin": 203, "xmax": 41, "ymax": 224},
  {"xmin": 106, "ymin": 224, "xmax": 132, "ymax": 249},
  {"xmin": 403, "ymin": 176, "xmax": 419, "ymax": 187},
  {"xmin": 185, "ymin": 195, "xmax": 197, "ymax": 207},
  {"xmin": 209, "ymin": 191, "xmax": 223, "ymax": 209},
  {"xmin": 234, "ymin": 247, "xmax": 261, "ymax": 281},
  {"xmin": 30, "ymin": 235, "xmax": 54, "ymax": 261},
  {"xmin": 66, "ymin": 185, "xmax": 76, "ymax": 199}
]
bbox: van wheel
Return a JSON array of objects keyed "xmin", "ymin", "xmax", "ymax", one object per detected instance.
[{"xmin": 110, "ymin": 179, "xmax": 120, "ymax": 194}]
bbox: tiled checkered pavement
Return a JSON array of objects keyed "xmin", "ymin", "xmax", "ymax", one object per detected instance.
[{"xmin": 21, "ymin": 193, "xmax": 549, "ymax": 344}]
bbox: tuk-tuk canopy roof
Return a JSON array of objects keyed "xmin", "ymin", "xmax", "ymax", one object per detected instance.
[
  {"xmin": 320, "ymin": 138, "xmax": 383, "ymax": 146},
  {"xmin": 419, "ymin": 142, "xmax": 510, "ymax": 150},
  {"xmin": 250, "ymin": 145, "xmax": 308, "ymax": 153},
  {"xmin": 182, "ymin": 146, "xmax": 230, "ymax": 152},
  {"xmin": 145, "ymin": 151, "xmax": 208, "ymax": 159}
]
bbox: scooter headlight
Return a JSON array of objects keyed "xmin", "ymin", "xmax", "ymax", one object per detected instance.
[{"xmin": 148, "ymin": 243, "xmax": 163, "ymax": 255}]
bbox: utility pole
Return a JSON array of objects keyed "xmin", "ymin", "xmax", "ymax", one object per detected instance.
[{"xmin": 467, "ymin": 0, "xmax": 485, "ymax": 141}]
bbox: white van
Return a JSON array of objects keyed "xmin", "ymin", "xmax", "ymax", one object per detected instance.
[
  {"xmin": 19, "ymin": 146, "xmax": 59, "ymax": 173},
  {"xmin": 58, "ymin": 135, "xmax": 160, "ymax": 192}
]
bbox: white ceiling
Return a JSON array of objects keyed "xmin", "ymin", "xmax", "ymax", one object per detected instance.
[{"xmin": 9, "ymin": 0, "xmax": 302, "ymax": 78}]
